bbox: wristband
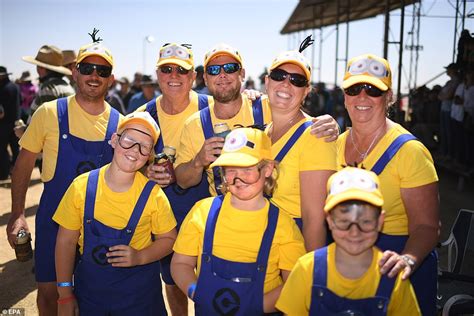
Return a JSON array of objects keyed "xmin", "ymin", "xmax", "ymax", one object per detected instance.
[
  {"xmin": 57, "ymin": 295, "xmax": 76, "ymax": 305},
  {"xmin": 57, "ymin": 282, "xmax": 73, "ymax": 287},
  {"xmin": 187, "ymin": 282, "xmax": 197, "ymax": 299}
]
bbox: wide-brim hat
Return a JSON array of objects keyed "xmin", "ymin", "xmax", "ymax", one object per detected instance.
[
  {"xmin": 269, "ymin": 50, "xmax": 312, "ymax": 81},
  {"xmin": 117, "ymin": 112, "xmax": 160, "ymax": 145},
  {"xmin": 342, "ymin": 54, "xmax": 392, "ymax": 91},
  {"xmin": 0, "ymin": 66, "xmax": 12, "ymax": 76},
  {"xmin": 156, "ymin": 43, "xmax": 194, "ymax": 70},
  {"xmin": 210, "ymin": 128, "xmax": 272, "ymax": 168},
  {"xmin": 204, "ymin": 43, "xmax": 243, "ymax": 68},
  {"xmin": 324, "ymin": 167, "xmax": 384, "ymax": 212},
  {"xmin": 22, "ymin": 45, "xmax": 72, "ymax": 76},
  {"xmin": 19, "ymin": 71, "xmax": 32, "ymax": 82},
  {"xmin": 76, "ymin": 42, "xmax": 114, "ymax": 67},
  {"xmin": 140, "ymin": 75, "xmax": 157, "ymax": 86},
  {"xmin": 62, "ymin": 50, "xmax": 77, "ymax": 66}
]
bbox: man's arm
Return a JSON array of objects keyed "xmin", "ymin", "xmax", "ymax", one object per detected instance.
[
  {"xmin": 175, "ymin": 136, "xmax": 223, "ymax": 189},
  {"xmin": 7, "ymin": 148, "xmax": 38, "ymax": 248}
]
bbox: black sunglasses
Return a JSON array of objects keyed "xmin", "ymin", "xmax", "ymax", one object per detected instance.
[
  {"xmin": 344, "ymin": 83, "xmax": 385, "ymax": 97},
  {"xmin": 77, "ymin": 63, "xmax": 112, "ymax": 78},
  {"xmin": 159, "ymin": 65, "xmax": 190, "ymax": 75},
  {"xmin": 206, "ymin": 63, "xmax": 240, "ymax": 76},
  {"xmin": 269, "ymin": 69, "xmax": 308, "ymax": 88}
]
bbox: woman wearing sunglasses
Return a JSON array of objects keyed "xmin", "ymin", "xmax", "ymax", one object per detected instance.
[
  {"xmin": 338, "ymin": 54, "xmax": 439, "ymax": 316},
  {"xmin": 264, "ymin": 40, "xmax": 337, "ymax": 252}
]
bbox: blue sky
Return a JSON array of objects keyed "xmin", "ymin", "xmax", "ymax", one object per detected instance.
[{"xmin": 1, "ymin": 0, "xmax": 473, "ymax": 93}]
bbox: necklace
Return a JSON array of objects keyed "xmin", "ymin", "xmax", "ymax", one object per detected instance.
[
  {"xmin": 350, "ymin": 125, "xmax": 384, "ymax": 160},
  {"xmin": 270, "ymin": 111, "xmax": 304, "ymax": 142}
]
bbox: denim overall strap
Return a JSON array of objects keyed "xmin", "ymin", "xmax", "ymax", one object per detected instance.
[
  {"xmin": 202, "ymin": 195, "xmax": 224, "ymax": 256},
  {"xmin": 371, "ymin": 134, "xmax": 417, "ymax": 175},
  {"xmin": 274, "ymin": 121, "xmax": 312, "ymax": 162},
  {"xmin": 83, "ymin": 169, "xmax": 100, "ymax": 249},
  {"xmin": 145, "ymin": 99, "xmax": 164, "ymax": 154},
  {"xmin": 252, "ymin": 97, "xmax": 264, "ymax": 126},
  {"xmin": 197, "ymin": 94, "xmax": 209, "ymax": 110},
  {"xmin": 254, "ymin": 203, "xmax": 279, "ymax": 283},
  {"xmin": 199, "ymin": 107, "xmax": 223, "ymax": 195},
  {"xmin": 105, "ymin": 107, "xmax": 120, "ymax": 140},
  {"xmin": 313, "ymin": 247, "xmax": 328, "ymax": 286}
]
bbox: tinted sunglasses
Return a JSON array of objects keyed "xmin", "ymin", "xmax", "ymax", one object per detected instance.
[
  {"xmin": 344, "ymin": 83, "xmax": 384, "ymax": 97},
  {"xmin": 269, "ymin": 69, "xmax": 308, "ymax": 88},
  {"xmin": 77, "ymin": 63, "xmax": 112, "ymax": 78},
  {"xmin": 159, "ymin": 65, "xmax": 190, "ymax": 75},
  {"xmin": 206, "ymin": 63, "xmax": 240, "ymax": 76}
]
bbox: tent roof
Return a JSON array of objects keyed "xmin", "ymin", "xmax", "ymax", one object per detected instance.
[{"xmin": 281, "ymin": 0, "xmax": 418, "ymax": 34}]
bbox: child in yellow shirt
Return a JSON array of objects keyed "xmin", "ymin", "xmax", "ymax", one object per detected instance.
[
  {"xmin": 171, "ymin": 127, "xmax": 306, "ymax": 315},
  {"xmin": 276, "ymin": 167, "xmax": 420, "ymax": 315},
  {"xmin": 53, "ymin": 112, "xmax": 177, "ymax": 316}
]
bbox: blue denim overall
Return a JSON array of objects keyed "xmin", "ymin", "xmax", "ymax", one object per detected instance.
[
  {"xmin": 193, "ymin": 196, "xmax": 278, "ymax": 315},
  {"xmin": 145, "ymin": 96, "xmax": 211, "ymax": 284},
  {"xmin": 372, "ymin": 134, "xmax": 438, "ymax": 316},
  {"xmin": 309, "ymin": 247, "xmax": 395, "ymax": 316},
  {"xmin": 35, "ymin": 97, "xmax": 119, "ymax": 282},
  {"xmin": 74, "ymin": 169, "xmax": 166, "ymax": 316}
]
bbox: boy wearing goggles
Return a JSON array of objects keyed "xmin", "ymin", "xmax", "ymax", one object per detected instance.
[
  {"xmin": 7, "ymin": 37, "xmax": 122, "ymax": 315},
  {"xmin": 171, "ymin": 127, "xmax": 305, "ymax": 315},
  {"xmin": 54, "ymin": 112, "xmax": 177, "ymax": 315},
  {"xmin": 276, "ymin": 167, "xmax": 420, "ymax": 315}
]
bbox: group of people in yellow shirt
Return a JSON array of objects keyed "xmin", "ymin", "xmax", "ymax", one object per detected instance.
[{"xmin": 7, "ymin": 31, "xmax": 439, "ymax": 316}]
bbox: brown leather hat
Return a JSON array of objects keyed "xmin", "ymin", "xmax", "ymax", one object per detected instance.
[{"xmin": 22, "ymin": 45, "xmax": 72, "ymax": 76}]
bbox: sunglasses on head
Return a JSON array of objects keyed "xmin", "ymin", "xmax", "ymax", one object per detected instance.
[
  {"xmin": 159, "ymin": 65, "xmax": 190, "ymax": 75},
  {"xmin": 269, "ymin": 69, "xmax": 308, "ymax": 88},
  {"xmin": 344, "ymin": 83, "xmax": 385, "ymax": 97},
  {"xmin": 77, "ymin": 63, "xmax": 112, "ymax": 78},
  {"xmin": 206, "ymin": 63, "xmax": 240, "ymax": 76}
]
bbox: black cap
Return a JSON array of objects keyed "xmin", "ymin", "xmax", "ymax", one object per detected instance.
[
  {"xmin": 0, "ymin": 66, "xmax": 12, "ymax": 76},
  {"xmin": 140, "ymin": 75, "xmax": 157, "ymax": 86},
  {"xmin": 444, "ymin": 63, "xmax": 458, "ymax": 70}
]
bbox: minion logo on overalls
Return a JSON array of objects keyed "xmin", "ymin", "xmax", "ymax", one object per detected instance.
[
  {"xmin": 212, "ymin": 288, "xmax": 241, "ymax": 315},
  {"xmin": 91, "ymin": 245, "xmax": 109, "ymax": 265},
  {"xmin": 76, "ymin": 160, "xmax": 98, "ymax": 176}
]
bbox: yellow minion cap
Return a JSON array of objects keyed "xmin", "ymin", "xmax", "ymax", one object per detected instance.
[
  {"xmin": 324, "ymin": 167, "xmax": 384, "ymax": 212},
  {"xmin": 210, "ymin": 128, "xmax": 272, "ymax": 168},
  {"xmin": 204, "ymin": 43, "xmax": 243, "ymax": 68},
  {"xmin": 117, "ymin": 112, "xmax": 160, "ymax": 145},
  {"xmin": 342, "ymin": 54, "xmax": 391, "ymax": 91},
  {"xmin": 269, "ymin": 50, "xmax": 312, "ymax": 81},
  {"xmin": 156, "ymin": 43, "xmax": 194, "ymax": 70},
  {"xmin": 76, "ymin": 42, "xmax": 114, "ymax": 67}
]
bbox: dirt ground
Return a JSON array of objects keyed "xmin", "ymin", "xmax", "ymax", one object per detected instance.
[{"xmin": 0, "ymin": 165, "xmax": 473, "ymax": 315}]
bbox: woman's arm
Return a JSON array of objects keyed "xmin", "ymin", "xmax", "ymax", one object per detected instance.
[
  {"xmin": 171, "ymin": 252, "xmax": 198, "ymax": 298},
  {"xmin": 300, "ymin": 170, "xmax": 334, "ymax": 251},
  {"xmin": 380, "ymin": 182, "xmax": 440, "ymax": 279}
]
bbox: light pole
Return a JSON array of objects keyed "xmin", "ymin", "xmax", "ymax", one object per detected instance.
[{"xmin": 142, "ymin": 35, "xmax": 155, "ymax": 73}]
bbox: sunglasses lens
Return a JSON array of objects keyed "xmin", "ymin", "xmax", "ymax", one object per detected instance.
[
  {"xmin": 160, "ymin": 66, "xmax": 173, "ymax": 74},
  {"xmin": 269, "ymin": 69, "xmax": 287, "ymax": 82},
  {"xmin": 206, "ymin": 65, "xmax": 221, "ymax": 75},
  {"xmin": 177, "ymin": 66, "xmax": 190, "ymax": 75},
  {"xmin": 95, "ymin": 65, "xmax": 112, "ymax": 78},
  {"xmin": 222, "ymin": 63, "xmax": 240, "ymax": 74},
  {"xmin": 78, "ymin": 63, "xmax": 94, "ymax": 75},
  {"xmin": 344, "ymin": 85, "xmax": 362, "ymax": 96},
  {"xmin": 289, "ymin": 74, "xmax": 308, "ymax": 87},
  {"xmin": 365, "ymin": 85, "xmax": 384, "ymax": 97}
]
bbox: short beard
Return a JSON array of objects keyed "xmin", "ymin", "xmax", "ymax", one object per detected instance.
[{"xmin": 212, "ymin": 86, "xmax": 241, "ymax": 103}]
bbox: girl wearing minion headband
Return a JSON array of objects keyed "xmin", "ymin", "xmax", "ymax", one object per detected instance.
[{"xmin": 171, "ymin": 127, "xmax": 306, "ymax": 315}]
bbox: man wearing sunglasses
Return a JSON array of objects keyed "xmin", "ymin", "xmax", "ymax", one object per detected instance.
[{"xmin": 7, "ymin": 40, "xmax": 120, "ymax": 315}]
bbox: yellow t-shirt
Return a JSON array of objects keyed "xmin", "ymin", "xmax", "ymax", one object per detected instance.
[
  {"xmin": 135, "ymin": 91, "xmax": 214, "ymax": 150},
  {"xmin": 53, "ymin": 165, "xmax": 176, "ymax": 254},
  {"xmin": 19, "ymin": 95, "xmax": 121, "ymax": 182},
  {"xmin": 175, "ymin": 95, "xmax": 272, "ymax": 195},
  {"xmin": 336, "ymin": 124, "xmax": 438, "ymax": 235},
  {"xmin": 276, "ymin": 243, "xmax": 421, "ymax": 315},
  {"xmin": 173, "ymin": 193, "xmax": 306, "ymax": 293},
  {"xmin": 268, "ymin": 118, "xmax": 337, "ymax": 218}
]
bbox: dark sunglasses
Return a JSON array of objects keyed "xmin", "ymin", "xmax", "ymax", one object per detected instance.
[
  {"xmin": 269, "ymin": 69, "xmax": 308, "ymax": 88},
  {"xmin": 77, "ymin": 63, "xmax": 112, "ymax": 78},
  {"xmin": 206, "ymin": 63, "xmax": 240, "ymax": 76},
  {"xmin": 344, "ymin": 83, "xmax": 384, "ymax": 97},
  {"xmin": 159, "ymin": 65, "xmax": 190, "ymax": 75}
]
